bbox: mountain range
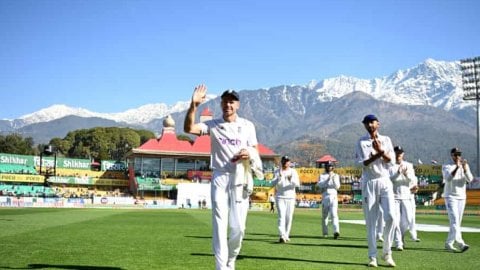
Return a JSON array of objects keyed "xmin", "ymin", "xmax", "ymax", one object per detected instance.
[{"xmin": 0, "ymin": 59, "xmax": 477, "ymax": 167}]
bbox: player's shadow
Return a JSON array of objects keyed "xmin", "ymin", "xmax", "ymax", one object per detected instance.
[
  {"xmin": 190, "ymin": 253, "xmax": 366, "ymax": 267},
  {"xmin": 290, "ymin": 242, "xmax": 368, "ymax": 249},
  {"xmin": 289, "ymin": 234, "xmax": 366, "ymax": 242},
  {"xmin": 246, "ymin": 232, "xmax": 277, "ymax": 237},
  {"xmin": 184, "ymin": 235, "xmax": 212, "ymax": 239},
  {"xmin": 244, "ymin": 233, "xmax": 366, "ymax": 244},
  {"xmin": 392, "ymin": 246, "xmax": 454, "ymax": 253},
  {"xmin": 242, "ymin": 232, "xmax": 280, "ymax": 243},
  {"xmin": 0, "ymin": 264, "xmax": 124, "ymax": 270}
]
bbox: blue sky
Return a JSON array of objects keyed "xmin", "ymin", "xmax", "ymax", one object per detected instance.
[{"xmin": 1, "ymin": 0, "xmax": 479, "ymax": 119}]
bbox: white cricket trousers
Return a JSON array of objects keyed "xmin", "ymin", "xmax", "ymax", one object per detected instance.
[
  {"xmin": 409, "ymin": 196, "xmax": 418, "ymax": 240},
  {"xmin": 322, "ymin": 194, "xmax": 339, "ymax": 235},
  {"xmin": 445, "ymin": 197, "xmax": 466, "ymax": 246},
  {"xmin": 211, "ymin": 172, "xmax": 249, "ymax": 270},
  {"xmin": 276, "ymin": 197, "xmax": 296, "ymax": 239},
  {"xmin": 362, "ymin": 177, "xmax": 396, "ymax": 258},
  {"xmin": 393, "ymin": 199, "xmax": 414, "ymax": 247},
  {"xmin": 376, "ymin": 206, "xmax": 384, "ymax": 239}
]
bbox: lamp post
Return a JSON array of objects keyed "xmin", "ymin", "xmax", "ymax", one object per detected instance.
[
  {"xmin": 460, "ymin": 56, "xmax": 480, "ymax": 175},
  {"xmin": 39, "ymin": 145, "xmax": 57, "ymax": 186}
]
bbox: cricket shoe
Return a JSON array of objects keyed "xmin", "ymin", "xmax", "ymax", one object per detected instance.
[
  {"xmin": 460, "ymin": 244, "xmax": 470, "ymax": 253},
  {"xmin": 445, "ymin": 243, "xmax": 458, "ymax": 252},
  {"xmin": 368, "ymin": 257, "xmax": 378, "ymax": 267},
  {"xmin": 382, "ymin": 254, "xmax": 396, "ymax": 267}
]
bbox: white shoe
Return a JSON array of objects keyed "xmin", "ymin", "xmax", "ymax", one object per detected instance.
[
  {"xmin": 445, "ymin": 243, "xmax": 458, "ymax": 252},
  {"xmin": 377, "ymin": 236, "xmax": 384, "ymax": 242},
  {"xmin": 382, "ymin": 254, "xmax": 396, "ymax": 267},
  {"xmin": 368, "ymin": 257, "xmax": 378, "ymax": 267},
  {"xmin": 412, "ymin": 238, "xmax": 421, "ymax": 242},
  {"xmin": 396, "ymin": 246, "xmax": 404, "ymax": 251}
]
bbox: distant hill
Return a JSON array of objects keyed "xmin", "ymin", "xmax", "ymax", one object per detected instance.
[
  {"xmin": 0, "ymin": 59, "xmax": 478, "ymax": 167},
  {"xmin": 17, "ymin": 115, "xmax": 140, "ymax": 144}
]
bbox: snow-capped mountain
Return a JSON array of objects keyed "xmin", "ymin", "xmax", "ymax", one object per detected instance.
[
  {"xmin": 310, "ymin": 59, "xmax": 464, "ymax": 110},
  {"xmin": 2, "ymin": 58, "xmax": 468, "ymax": 130},
  {"xmin": 16, "ymin": 102, "xmax": 190, "ymax": 127},
  {"xmin": 12, "ymin": 95, "xmax": 216, "ymax": 128}
]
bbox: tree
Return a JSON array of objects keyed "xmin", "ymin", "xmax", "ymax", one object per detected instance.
[
  {"xmin": 295, "ymin": 141, "xmax": 325, "ymax": 167},
  {"xmin": 0, "ymin": 133, "xmax": 35, "ymax": 155},
  {"xmin": 48, "ymin": 127, "xmax": 155, "ymax": 160}
]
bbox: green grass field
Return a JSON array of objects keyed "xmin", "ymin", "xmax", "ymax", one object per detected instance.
[{"xmin": 0, "ymin": 207, "xmax": 478, "ymax": 270}]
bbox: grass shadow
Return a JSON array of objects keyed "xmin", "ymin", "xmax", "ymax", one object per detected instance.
[
  {"xmin": 191, "ymin": 253, "xmax": 366, "ymax": 267},
  {"xmin": 184, "ymin": 235, "xmax": 211, "ymax": 239},
  {"xmin": 0, "ymin": 264, "xmax": 124, "ymax": 270}
]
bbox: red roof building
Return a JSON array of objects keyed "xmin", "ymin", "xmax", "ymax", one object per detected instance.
[{"xmin": 315, "ymin": 154, "xmax": 338, "ymax": 168}]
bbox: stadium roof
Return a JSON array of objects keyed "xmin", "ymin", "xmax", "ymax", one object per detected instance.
[
  {"xmin": 316, "ymin": 154, "xmax": 338, "ymax": 163},
  {"xmin": 132, "ymin": 127, "xmax": 277, "ymax": 158}
]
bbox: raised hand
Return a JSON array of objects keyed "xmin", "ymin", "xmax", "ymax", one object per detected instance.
[
  {"xmin": 192, "ymin": 84, "xmax": 207, "ymax": 106},
  {"xmin": 372, "ymin": 137, "xmax": 383, "ymax": 154},
  {"xmin": 462, "ymin": 159, "xmax": 469, "ymax": 170}
]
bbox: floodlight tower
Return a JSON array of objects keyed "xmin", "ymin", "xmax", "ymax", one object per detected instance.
[{"xmin": 460, "ymin": 56, "xmax": 480, "ymax": 175}]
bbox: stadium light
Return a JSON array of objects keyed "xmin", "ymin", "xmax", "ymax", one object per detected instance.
[
  {"xmin": 461, "ymin": 56, "xmax": 480, "ymax": 175},
  {"xmin": 39, "ymin": 145, "xmax": 57, "ymax": 186}
]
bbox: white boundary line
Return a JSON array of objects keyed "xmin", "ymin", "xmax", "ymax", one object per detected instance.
[{"xmin": 340, "ymin": 220, "xmax": 480, "ymax": 233}]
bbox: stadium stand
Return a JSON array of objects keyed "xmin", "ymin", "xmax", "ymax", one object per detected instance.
[{"xmin": 0, "ymin": 164, "xmax": 37, "ymax": 175}]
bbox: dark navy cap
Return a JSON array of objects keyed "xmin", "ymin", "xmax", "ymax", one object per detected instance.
[
  {"xmin": 221, "ymin": 90, "xmax": 240, "ymax": 101},
  {"xmin": 451, "ymin": 147, "xmax": 462, "ymax": 154},
  {"xmin": 325, "ymin": 161, "xmax": 335, "ymax": 168},
  {"xmin": 362, "ymin": 114, "xmax": 378, "ymax": 124},
  {"xmin": 281, "ymin": 155, "xmax": 290, "ymax": 164}
]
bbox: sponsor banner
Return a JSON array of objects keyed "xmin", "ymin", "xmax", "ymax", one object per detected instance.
[
  {"xmin": 297, "ymin": 167, "xmax": 323, "ymax": 183},
  {"xmin": 48, "ymin": 176, "xmax": 93, "ymax": 185},
  {"xmin": 339, "ymin": 184, "xmax": 352, "ymax": 192},
  {"xmin": 0, "ymin": 153, "xmax": 34, "ymax": 166},
  {"xmin": 92, "ymin": 196, "xmax": 136, "ymax": 205},
  {"xmin": 0, "ymin": 153, "xmax": 132, "ymax": 171},
  {"xmin": 335, "ymin": 167, "xmax": 363, "ymax": 177},
  {"xmin": 414, "ymin": 164, "xmax": 442, "ymax": 176},
  {"xmin": 137, "ymin": 183, "xmax": 174, "ymax": 191},
  {"xmin": 419, "ymin": 184, "xmax": 440, "ymax": 192},
  {"xmin": 32, "ymin": 156, "xmax": 92, "ymax": 170},
  {"xmin": 101, "ymin": 160, "xmax": 126, "ymax": 171},
  {"xmin": 48, "ymin": 176, "xmax": 128, "ymax": 186},
  {"xmin": 0, "ymin": 173, "xmax": 45, "ymax": 183},
  {"xmin": 0, "ymin": 196, "xmax": 64, "ymax": 207},
  {"xmin": 94, "ymin": 179, "xmax": 129, "ymax": 186},
  {"xmin": 296, "ymin": 167, "xmax": 362, "ymax": 184}
]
